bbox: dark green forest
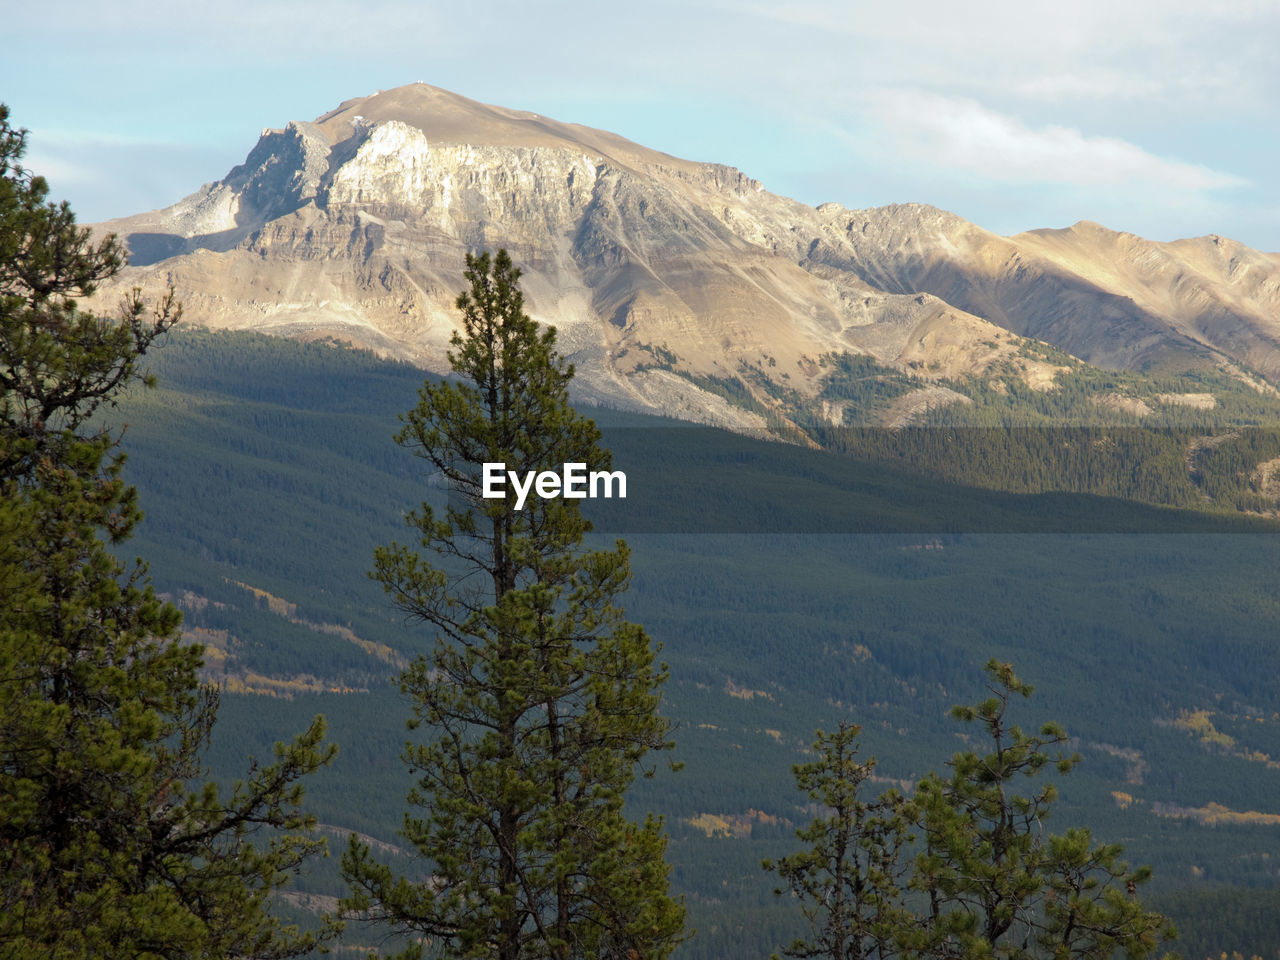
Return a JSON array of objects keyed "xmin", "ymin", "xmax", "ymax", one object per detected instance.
[{"xmin": 105, "ymin": 328, "xmax": 1280, "ymax": 959}]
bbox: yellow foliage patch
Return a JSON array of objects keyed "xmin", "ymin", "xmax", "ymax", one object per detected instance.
[
  {"xmin": 684, "ymin": 808, "xmax": 790, "ymax": 838},
  {"xmin": 725, "ymin": 679, "xmax": 775, "ymax": 702},
  {"xmin": 184, "ymin": 627, "xmax": 231, "ymax": 664},
  {"xmin": 218, "ymin": 674, "xmax": 368, "ymax": 698},
  {"xmin": 1154, "ymin": 801, "xmax": 1280, "ymax": 827},
  {"xmin": 1172, "ymin": 709, "xmax": 1236, "ymax": 748},
  {"xmin": 295, "ymin": 618, "xmax": 406, "ymax": 668},
  {"xmin": 226, "ymin": 578, "xmax": 297, "ymax": 617},
  {"xmin": 1166, "ymin": 709, "xmax": 1280, "ymax": 769},
  {"xmin": 195, "ymin": 582, "xmax": 407, "ymax": 692}
]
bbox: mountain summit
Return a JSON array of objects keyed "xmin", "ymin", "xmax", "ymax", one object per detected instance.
[{"xmin": 92, "ymin": 84, "xmax": 1280, "ymax": 429}]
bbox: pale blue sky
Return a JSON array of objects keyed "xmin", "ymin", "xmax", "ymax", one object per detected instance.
[{"xmin": 5, "ymin": 0, "xmax": 1278, "ymax": 250}]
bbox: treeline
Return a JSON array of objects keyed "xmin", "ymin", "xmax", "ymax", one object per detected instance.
[
  {"xmin": 631, "ymin": 346, "xmax": 1280, "ymax": 517},
  {"xmin": 814, "ymin": 344, "xmax": 1280, "ymax": 431},
  {"xmin": 811, "ymin": 423, "xmax": 1280, "ymax": 513}
]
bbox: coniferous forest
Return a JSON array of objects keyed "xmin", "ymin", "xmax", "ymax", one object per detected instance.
[
  {"xmin": 5, "ymin": 99, "xmax": 1280, "ymax": 954},
  {"xmin": 94, "ymin": 325, "xmax": 1280, "ymax": 959}
]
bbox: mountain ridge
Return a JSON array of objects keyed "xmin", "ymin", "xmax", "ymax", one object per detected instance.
[{"xmin": 88, "ymin": 83, "xmax": 1280, "ymax": 430}]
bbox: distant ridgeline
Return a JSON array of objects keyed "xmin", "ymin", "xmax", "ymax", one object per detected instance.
[
  {"xmin": 686, "ymin": 342, "xmax": 1280, "ymax": 518},
  {"xmin": 108, "ymin": 328, "xmax": 1280, "ymax": 960},
  {"xmin": 576, "ymin": 331, "xmax": 1280, "ymax": 521},
  {"xmin": 815, "ymin": 346, "xmax": 1280, "ymax": 509},
  {"xmin": 119, "ymin": 328, "xmax": 1280, "ymax": 534}
]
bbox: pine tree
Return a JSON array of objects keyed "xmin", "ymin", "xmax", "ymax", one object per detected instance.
[
  {"xmin": 903, "ymin": 660, "xmax": 1176, "ymax": 960},
  {"xmin": 0, "ymin": 103, "xmax": 336, "ymax": 957},
  {"xmin": 762, "ymin": 721, "xmax": 913, "ymax": 960},
  {"xmin": 768, "ymin": 664, "xmax": 1176, "ymax": 960},
  {"xmin": 0, "ymin": 106, "xmax": 182, "ymax": 483},
  {"xmin": 341, "ymin": 249, "xmax": 685, "ymax": 959}
]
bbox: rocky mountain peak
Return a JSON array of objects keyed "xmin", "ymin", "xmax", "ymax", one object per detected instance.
[
  {"xmin": 313, "ymin": 83, "xmax": 698, "ymax": 176},
  {"xmin": 89, "ymin": 84, "xmax": 1280, "ymax": 429}
]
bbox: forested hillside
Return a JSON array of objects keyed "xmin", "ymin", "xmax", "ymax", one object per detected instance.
[{"xmin": 108, "ymin": 329, "xmax": 1280, "ymax": 958}]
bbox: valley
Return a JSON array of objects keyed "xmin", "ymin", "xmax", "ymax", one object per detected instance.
[{"xmin": 108, "ymin": 329, "xmax": 1280, "ymax": 958}]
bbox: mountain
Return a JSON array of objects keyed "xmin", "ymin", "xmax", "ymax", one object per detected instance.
[
  {"xmin": 88, "ymin": 83, "xmax": 1278, "ymax": 434},
  {"xmin": 835, "ymin": 211, "xmax": 1280, "ymax": 379}
]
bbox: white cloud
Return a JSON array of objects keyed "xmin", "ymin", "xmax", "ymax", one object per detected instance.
[
  {"xmin": 729, "ymin": 0, "xmax": 1280, "ymax": 111},
  {"xmin": 859, "ymin": 90, "xmax": 1248, "ymax": 193},
  {"xmin": 19, "ymin": 132, "xmax": 242, "ymax": 222},
  {"xmin": 17, "ymin": 151, "xmax": 92, "ymax": 187}
]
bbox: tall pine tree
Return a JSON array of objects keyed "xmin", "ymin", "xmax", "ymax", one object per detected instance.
[
  {"xmin": 763, "ymin": 721, "xmax": 913, "ymax": 960},
  {"xmin": 904, "ymin": 661, "xmax": 1176, "ymax": 960},
  {"xmin": 341, "ymin": 249, "xmax": 684, "ymax": 960},
  {"xmin": 0, "ymin": 103, "xmax": 336, "ymax": 958}
]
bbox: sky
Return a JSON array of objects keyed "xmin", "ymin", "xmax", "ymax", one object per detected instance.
[{"xmin": 4, "ymin": 0, "xmax": 1278, "ymax": 250}]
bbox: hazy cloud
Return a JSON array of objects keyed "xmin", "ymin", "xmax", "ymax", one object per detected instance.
[
  {"xmin": 860, "ymin": 90, "xmax": 1248, "ymax": 193},
  {"xmin": 732, "ymin": 0, "xmax": 1280, "ymax": 111},
  {"xmin": 22, "ymin": 131, "xmax": 240, "ymax": 223}
]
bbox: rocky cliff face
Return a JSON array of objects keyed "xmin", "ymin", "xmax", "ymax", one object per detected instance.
[{"xmin": 91, "ymin": 83, "xmax": 1280, "ymax": 429}]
